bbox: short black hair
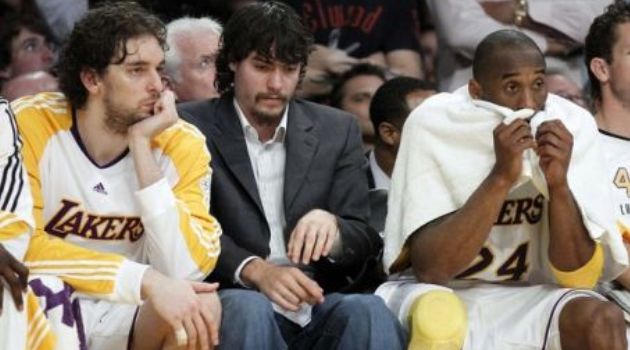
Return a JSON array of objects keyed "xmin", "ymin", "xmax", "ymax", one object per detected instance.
[
  {"xmin": 0, "ymin": 12, "xmax": 53, "ymax": 72},
  {"xmin": 329, "ymin": 63, "xmax": 387, "ymax": 108},
  {"xmin": 215, "ymin": 1, "xmax": 313, "ymax": 94},
  {"xmin": 585, "ymin": 1, "xmax": 630, "ymax": 102},
  {"xmin": 369, "ymin": 77, "xmax": 435, "ymax": 134},
  {"xmin": 472, "ymin": 29, "xmax": 543, "ymax": 82},
  {"xmin": 57, "ymin": 1, "xmax": 166, "ymax": 109}
]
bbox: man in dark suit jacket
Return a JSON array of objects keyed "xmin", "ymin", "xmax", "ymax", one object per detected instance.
[
  {"xmin": 366, "ymin": 77, "xmax": 436, "ymax": 228},
  {"xmin": 178, "ymin": 2, "xmax": 405, "ymax": 349}
]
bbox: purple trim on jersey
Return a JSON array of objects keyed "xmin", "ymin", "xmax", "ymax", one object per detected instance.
[
  {"xmin": 599, "ymin": 129, "xmax": 630, "ymax": 142},
  {"xmin": 29, "ymin": 278, "xmax": 87, "ymax": 350},
  {"xmin": 73, "ymin": 297, "xmax": 87, "ymax": 350},
  {"xmin": 70, "ymin": 108, "xmax": 130, "ymax": 169}
]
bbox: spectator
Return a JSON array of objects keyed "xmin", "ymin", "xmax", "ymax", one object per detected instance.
[
  {"xmin": 378, "ymin": 30, "xmax": 627, "ymax": 350},
  {"xmin": 427, "ymin": 0, "xmax": 610, "ymax": 91},
  {"xmin": 0, "ymin": 13, "xmax": 56, "ymax": 80},
  {"xmin": 359, "ymin": 77, "xmax": 435, "ymax": 291},
  {"xmin": 415, "ymin": 0, "xmax": 438, "ymax": 83},
  {"xmin": 545, "ymin": 69, "xmax": 587, "ymax": 108},
  {"xmin": 179, "ymin": 2, "xmax": 406, "ymax": 349},
  {"xmin": 1, "ymin": 70, "xmax": 58, "ymax": 101},
  {"xmin": 165, "ymin": 16, "xmax": 222, "ymax": 102},
  {"xmin": 330, "ymin": 63, "xmax": 386, "ymax": 150},
  {"xmin": 286, "ymin": 0, "xmax": 422, "ymax": 98},
  {"xmin": 367, "ymin": 76, "xmax": 435, "ymax": 191},
  {"xmin": 12, "ymin": 3, "xmax": 223, "ymax": 349}
]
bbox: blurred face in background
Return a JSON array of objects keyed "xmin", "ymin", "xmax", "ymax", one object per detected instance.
[
  {"xmin": 9, "ymin": 27, "xmax": 56, "ymax": 77},
  {"xmin": 169, "ymin": 30, "xmax": 220, "ymax": 102},
  {"xmin": 545, "ymin": 73, "xmax": 585, "ymax": 108},
  {"xmin": 340, "ymin": 74, "xmax": 385, "ymax": 143}
]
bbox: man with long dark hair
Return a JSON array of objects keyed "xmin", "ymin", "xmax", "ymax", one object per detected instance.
[{"xmin": 179, "ymin": 2, "xmax": 406, "ymax": 349}]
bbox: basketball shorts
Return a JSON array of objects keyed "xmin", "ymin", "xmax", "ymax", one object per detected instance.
[
  {"xmin": 376, "ymin": 281, "xmax": 603, "ymax": 350},
  {"xmin": 80, "ymin": 298, "xmax": 138, "ymax": 350}
]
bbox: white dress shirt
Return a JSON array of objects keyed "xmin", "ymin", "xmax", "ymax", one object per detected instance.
[
  {"xmin": 234, "ymin": 100, "xmax": 290, "ymax": 269},
  {"xmin": 232, "ymin": 100, "xmax": 313, "ymax": 326},
  {"xmin": 368, "ymin": 150, "xmax": 391, "ymax": 191}
]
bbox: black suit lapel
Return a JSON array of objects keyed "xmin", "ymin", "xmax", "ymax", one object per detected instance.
[
  {"xmin": 211, "ymin": 97, "xmax": 264, "ymax": 214},
  {"xmin": 365, "ymin": 151, "xmax": 376, "ymax": 189},
  {"xmin": 284, "ymin": 101, "xmax": 318, "ymax": 211}
]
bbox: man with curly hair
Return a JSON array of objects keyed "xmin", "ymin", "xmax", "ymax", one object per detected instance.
[{"xmin": 12, "ymin": 2, "xmax": 223, "ymax": 349}]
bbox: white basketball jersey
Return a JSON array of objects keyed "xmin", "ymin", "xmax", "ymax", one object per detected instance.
[
  {"xmin": 599, "ymin": 130, "xmax": 630, "ymax": 229},
  {"xmin": 452, "ymin": 181, "xmax": 549, "ymax": 286},
  {"xmin": 12, "ymin": 92, "xmax": 221, "ymax": 281}
]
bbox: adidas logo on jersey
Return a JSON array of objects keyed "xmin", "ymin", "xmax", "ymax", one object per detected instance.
[{"xmin": 93, "ymin": 182, "xmax": 108, "ymax": 195}]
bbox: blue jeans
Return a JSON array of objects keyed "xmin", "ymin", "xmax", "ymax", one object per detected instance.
[{"xmin": 218, "ymin": 289, "xmax": 406, "ymax": 350}]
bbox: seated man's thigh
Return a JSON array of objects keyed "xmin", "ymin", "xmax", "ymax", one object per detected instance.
[
  {"xmin": 558, "ymin": 296, "xmax": 626, "ymax": 350},
  {"xmin": 219, "ymin": 289, "xmax": 285, "ymax": 350},
  {"xmin": 455, "ymin": 284, "xmax": 603, "ymax": 350},
  {"xmin": 80, "ymin": 298, "xmax": 137, "ymax": 350}
]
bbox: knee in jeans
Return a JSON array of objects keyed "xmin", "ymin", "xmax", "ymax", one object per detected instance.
[
  {"xmin": 221, "ymin": 290, "xmax": 274, "ymax": 319},
  {"xmin": 337, "ymin": 294, "xmax": 388, "ymax": 317}
]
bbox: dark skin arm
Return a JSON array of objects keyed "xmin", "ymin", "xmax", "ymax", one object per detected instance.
[
  {"xmin": 410, "ymin": 119, "xmax": 594, "ymax": 284},
  {"xmin": 410, "ymin": 119, "xmax": 535, "ymax": 284},
  {"xmin": 0, "ymin": 243, "xmax": 28, "ymax": 315},
  {"xmin": 537, "ymin": 120, "xmax": 594, "ymax": 270}
]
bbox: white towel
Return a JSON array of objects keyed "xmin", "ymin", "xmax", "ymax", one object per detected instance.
[{"xmin": 383, "ymin": 86, "xmax": 628, "ymax": 281}]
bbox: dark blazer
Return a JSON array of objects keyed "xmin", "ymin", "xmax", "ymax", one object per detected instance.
[
  {"xmin": 365, "ymin": 151, "xmax": 388, "ymax": 232},
  {"xmin": 178, "ymin": 94, "xmax": 382, "ymax": 292},
  {"xmin": 365, "ymin": 151, "xmax": 376, "ymax": 190}
]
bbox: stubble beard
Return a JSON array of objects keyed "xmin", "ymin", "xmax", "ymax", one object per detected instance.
[
  {"xmin": 103, "ymin": 93, "xmax": 149, "ymax": 135},
  {"xmin": 252, "ymin": 93, "xmax": 290, "ymax": 126}
]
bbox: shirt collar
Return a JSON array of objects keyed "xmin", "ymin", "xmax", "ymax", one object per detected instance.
[
  {"xmin": 233, "ymin": 98, "xmax": 288, "ymax": 143},
  {"xmin": 369, "ymin": 150, "xmax": 391, "ymax": 190}
]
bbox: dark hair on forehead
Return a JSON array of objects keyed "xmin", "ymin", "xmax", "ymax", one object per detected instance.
[
  {"xmin": 215, "ymin": 1, "xmax": 313, "ymax": 94},
  {"xmin": 330, "ymin": 63, "xmax": 387, "ymax": 108},
  {"xmin": 57, "ymin": 1, "xmax": 166, "ymax": 109},
  {"xmin": 585, "ymin": 1, "xmax": 630, "ymax": 102},
  {"xmin": 472, "ymin": 29, "xmax": 544, "ymax": 81},
  {"xmin": 0, "ymin": 13, "xmax": 53, "ymax": 71},
  {"xmin": 369, "ymin": 77, "xmax": 435, "ymax": 135}
]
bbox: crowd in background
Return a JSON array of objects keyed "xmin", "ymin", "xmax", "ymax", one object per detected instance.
[{"xmin": 0, "ymin": 0, "xmax": 600, "ymax": 128}]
